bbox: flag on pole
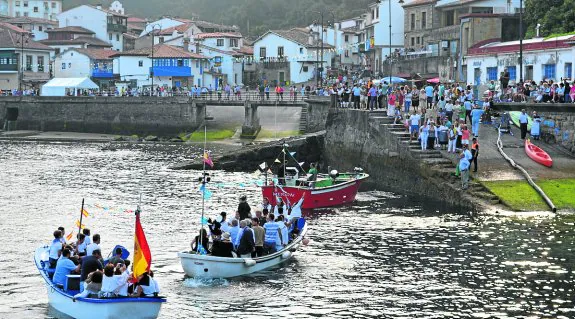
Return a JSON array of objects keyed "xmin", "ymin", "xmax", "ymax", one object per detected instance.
[
  {"xmin": 82, "ymin": 209, "xmax": 90, "ymax": 217},
  {"xmin": 66, "ymin": 232, "xmax": 74, "ymax": 241},
  {"xmin": 298, "ymin": 162, "xmax": 305, "ymax": 167},
  {"xmin": 199, "ymin": 184, "xmax": 212, "ymax": 200},
  {"xmin": 75, "ymin": 220, "xmax": 85, "ymax": 229},
  {"xmin": 274, "ymin": 158, "xmax": 281, "ymax": 164},
  {"xmin": 203, "ymin": 151, "xmax": 214, "ymax": 168},
  {"xmin": 290, "ymin": 152, "xmax": 296, "ymax": 157},
  {"xmin": 133, "ymin": 210, "xmax": 152, "ymax": 281},
  {"xmin": 259, "ymin": 162, "xmax": 267, "ymax": 170}
]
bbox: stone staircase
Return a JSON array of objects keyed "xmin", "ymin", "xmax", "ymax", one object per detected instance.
[
  {"xmin": 370, "ymin": 112, "xmax": 501, "ymax": 208},
  {"xmin": 299, "ymin": 105, "xmax": 308, "ymax": 134}
]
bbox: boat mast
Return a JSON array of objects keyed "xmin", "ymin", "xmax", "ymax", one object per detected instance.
[{"xmin": 200, "ymin": 112, "xmax": 208, "ymax": 250}]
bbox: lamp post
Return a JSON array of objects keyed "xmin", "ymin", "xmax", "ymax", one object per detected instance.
[
  {"xmin": 312, "ymin": 12, "xmax": 324, "ymax": 88},
  {"xmin": 519, "ymin": 0, "xmax": 523, "ymax": 83},
  {"xmin": 16, "ymin": 32, "xmax": 32, "ymax": 93},
  {"xmin": 379, "ymin": 0, "xmax": 404, "ymax": 84},
  {"xmin": 148, "ymin": 23, "xmax": 161, "ymax": 96}
]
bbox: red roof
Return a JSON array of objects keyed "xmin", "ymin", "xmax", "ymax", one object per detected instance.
[
  {"xmin": 46, "ymin": 26, "xmax": 95, "ymax": 34},
  {"xmin": 70, "ymin": 48, "xmax": 117, "ymax": 60},
  {"xmin": 194, "ymin": 32, "xmax": 242, "ymax": 40},
  {"xmin": 236, "ymin": 46, "xmax": 253, "ymax": 55},
  {"xmin": 113, "ymin": 44, "xmax": 209, "ymax": 59},
  {"xmin": 0, "ymin": 22, "xmax": 28, "ymax": 33},
  {"xmin": 127, "ymin": 16, "xmax": 146, "ymax": 23},
  {"xmin": 157, "ymin": 23, "xmax": 192, "ymax": 35}
]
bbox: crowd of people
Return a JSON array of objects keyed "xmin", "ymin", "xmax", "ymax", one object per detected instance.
[
  {"xmin": 48, "ymin": 227, "xmax": 159, "ymax": 299},
  {"xmin": 192, "ymin": 195, "xmax": 304, "ymax": 258}
]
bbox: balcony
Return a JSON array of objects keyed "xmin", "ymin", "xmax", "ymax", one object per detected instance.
[
  {"xmin": 0, "ymin": 64, "xmax": 17, "ymax": 72},
  {"xmin": 107, "ymin": 23, "xmax": 127, "ymax": 33},
  {"xmin": 92, "ymin": 68, "xmax": 114, "ymax": 78}
]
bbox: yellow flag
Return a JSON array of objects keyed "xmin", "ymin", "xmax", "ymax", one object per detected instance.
[
  {"xmin": 75, "ymin": 220, "xmax": 85, "ymax": 229},
  {"xmin": 82, "ymin": 209, "xmax": 89, "ymax": 217}
]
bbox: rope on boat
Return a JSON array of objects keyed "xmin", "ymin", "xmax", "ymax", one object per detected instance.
[{"xmin": 496, "ymin": 128, "xmax": 557, "ymax": 213}]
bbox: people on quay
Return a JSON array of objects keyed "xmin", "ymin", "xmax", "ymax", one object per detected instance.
[
  {"xmin": 519, "ymin": 109, "xmax": 529, "ymax": 140},
  {"xmin": 531, "ymin": 111, "xmax": 541, "ymax": 140},
  {"xmin": 471, "ymin": 137, "xmax": 480, "ymax": 173},
  {"xmin": 459, "ymin": 151, "xmax": 471, "ymax": 190},
  {"xmin": 419, "ymin": 122, "xmax": 429, "ymax": 151},
  {"xmin": 470, "ymin": 104, "xmax": 485, "ymax": 138}
]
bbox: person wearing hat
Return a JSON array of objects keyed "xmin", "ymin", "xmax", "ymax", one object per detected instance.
[
  {"xmin": 237, "ymin": 195, "xmax": 251, "ymax": 221},
  {"xmin": 519, "ymin": 109, "xmax": 529, "ymax": 139},
  {"xmin": 211, "ymin": 232, "xmax": 234, "ymax": 258}
]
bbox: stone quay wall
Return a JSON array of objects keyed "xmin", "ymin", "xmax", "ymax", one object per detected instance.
[
  {"xmin": 0, "ymin": 96, "xmax": 205, "ymax": 136},
  {"xmin": 493, "ymin": 103, "xmax": 575, "ymax": 155},
  {"xmin": 323, "ymin": 108, "xmax": 477, "ymax": 211}
]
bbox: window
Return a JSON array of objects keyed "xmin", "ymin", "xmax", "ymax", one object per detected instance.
[
  {"xmin": 116, "ymin": 34, "xmax": 120, "ymax": 41},
  {"xmin": 23, "ymin": 12, "xmax": 28, "ymax": 16},
  {"xmin": 177, "ymin": 59, "xmax": 183, "ymax": 67},
  {"xmin": 445, "ymin": 10, "xmax": 455, "ymax": 26},
  {"xmin": 416, "ymin": 36, "xmax": 420, "ymax": 44},
  {"xmin": 23, "ymin": 1, "xmax": 28, "ymax": 7},
  {"xmin": 260, "ymin": 47, "xmax": 266, "ymax": 58},
  {"xmin": 278, "ymin": 46, "xmax": 284, "ymax": 57},
  {"xmin": 158, "ymin": 37, "xmax": 164, "ymax": 43},
  {"xmin": 217, "ymin": 39, "xmax": 224, "ymax": 46},
  {"xmin": 508, "ymin": 66, "xmax": 516, "ymax": 81},
  {"xmin": 421, "ymin": 12, "xmax": 427, "ymax": 29},
  {"xmin": 344, "ymin": 35, "xmax": 349, "ymax": 42},
  {"xmin": 44, "ymin": 1, "xmax": 48, "ymax": 9},
  {"xmin": 303, "ymin": 66, "xmax": 309, "ymax": 72},
  {"xmin": 15, "ymin": 1, "xmax": 20, "ymax": 6},
  {"xmin": 487, "ymin": 67, "xmax": 498, "ymax": 81},
  {"xmin": 410, "ymin": 13, "xmax": 415, "ymax": 31},
  {"xmin": 25, "ymin": 55, "xmax": 32, "ymax": 71},
  {"xmin": 229, "ymin": 38, "xmax": 238, "ymax": 47},
  {"xmin": 344, "ymin": 50, "xmax": 349, "ymax": 57},
  {"xmin": 472, "ymin": 7, "xmax": 493, "ymax": 14},
  {"xmin": 38, "ymin": 56, "xmax": 44, "ymax": 72},
  {"xmin": 138, "ymin": 60, "xmax": 143, "ymax": 67},
  {"xmin": 299, "ymin": 47, "xmax": 303, "ymax": 54},
  {"xmin": 52, "ymin": 2, "xmax": 56, "ymax": 8},
  {"xmin": 38, "ymin": 26, "xmax": 42, "ymax": 31},
  {"xmin": 543, "ymin": 64, "xmax": 556, "ymax": 80},
  {"xmin": 33, "ymin": 6, "xmax": 38, "ymax": 12},
  {"xmin": 15, "ymin": 12, "xmax": 20, "ymax": 17},
  {"xmin": 54, "ymin": 48, "xmax": 60, "ymax": 55},
  {"xmin": 565, "ymin": 63, "xmax": 572, "ymax": 79},
  {"xmin": 411, "ymin": 37, "xmax": 415, "ymax": 46},
  {"xmin": 109, "ymin": 33, "xmax": 112, "ymax": 40}
]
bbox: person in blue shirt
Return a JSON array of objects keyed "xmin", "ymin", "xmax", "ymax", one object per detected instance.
[
  {"xmin": 425, "ymin": 84, "xmax": 434, "ymax": 108},
  {"xmin": 458, "ymin": 152, "xmax": 471, "ymax": 190},
  {"xmin": 470, "ymin": 105, "xmax": 485, "ymax": 137},
  {"xmin": 352, "ymin": 85, "xmax": 361, "ymax": 109},
  {"xmin": 263, "ymin": 213, "xmax": 282, "ymax": 255},
  {"xmin": 53, "ymin": 249, "xmax": 80, "ymax": 287}
]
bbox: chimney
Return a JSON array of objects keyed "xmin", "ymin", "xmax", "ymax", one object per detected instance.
[
  {"xmin": 195, "ymin": 42, "xmax": 200, "ymax": 54},
  {"xmin": 183, "ymin": 37, "xmax": 190, "ymax": 50}
]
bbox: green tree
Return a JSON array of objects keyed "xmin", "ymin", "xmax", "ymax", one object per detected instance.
[{"xmin": 524, "ymin": 0, "xmax": 575, "ymax": 38}]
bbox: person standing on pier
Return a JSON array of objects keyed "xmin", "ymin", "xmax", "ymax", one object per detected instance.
[
  {"xmin": 459, "ymin": 152, "xmax": 471, "ymax": 190},
  {"xmin": 471, "ymin": 138, "xmax": 479, "ymax": 172},
  {"xmin": 519, "ymin": 109, "xmax": 529, "ymax": 139},
  {"xmin": 470, "ymin": 105, "xmax": 485, "ymax": 138}
]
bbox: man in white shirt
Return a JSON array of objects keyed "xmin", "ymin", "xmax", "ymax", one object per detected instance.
[
  {"xmin": 519, "ymin": 109, "xmax": 529, "ymax": 139},
  {"xmin": 86, "ymin": 234, "xmax": 101, "ymax": 257},
  {"xmin": 409, "ymin": 113, "xmax": 421, "ymax": 141}
]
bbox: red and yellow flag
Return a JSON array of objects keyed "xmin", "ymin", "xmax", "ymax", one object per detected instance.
[
  {"xmin": 66, "ymin": 232, "xmax": 74, "ymax": 241},
  {"xmin": 75, "ymin": 220, "xmax": 85, "ymax": 229},
  {"xmin": 133, "ymin": 211, "xmax": 152, "ymax": 281},
  {"xmin": 82, "ymin": 209, "xmax": 90, "ymax": 217}
]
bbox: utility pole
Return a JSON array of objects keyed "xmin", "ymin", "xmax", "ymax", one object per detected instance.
[
  {"xmin": 149, "ymin": 24, "xmax": 161, "ymax": 96},
  {"xmin": 519, "ymin": 0, "xmax": 523, "ymax": 83}
]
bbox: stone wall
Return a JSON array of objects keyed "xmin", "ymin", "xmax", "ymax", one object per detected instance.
[
  {"xmin": 0, "ymin": 96, "xmax": 205, "ymax": 136},
  {"xmin": 305, "ymin": 97, "xmax": 332, "ymax": 133},
  {"xmin": 493, "ymin": 103, "xmax": 575, "ymax": 154},
  {"xmin": 323, "ymin": 108, "xmax": 476, "ymax": 211}
]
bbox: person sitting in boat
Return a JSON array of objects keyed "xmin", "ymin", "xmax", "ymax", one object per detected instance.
[
  {"xmin": 73, "ymin": 270, "xmax": 103, "ymax": 299},
  {"xmin": 237, "ymin": 220, "xmax": 256, "ymax": 258},
  {"xmin": 75, "ymin": 233, "xmax": 87, "ymax": 257},
  {"xmin": 263, "ymin": 213, "xmax": 282, "ymax": 255},
  {"xmin": 261, "ymin": 198, "xmax": 272, "ymax": 213},
  {"xmin": 116, "ymin": 260, "xmax": 131, "ymax": 297},
  {"xmin": 276, "ymin": 215, "xmax": 289, "ymax": 250},
  {"xmin": 131, "ymin": 271, "xmax": 158, "ymax": 298},
  {"xmin": 211, "ymin": 232, "xmax": 234, "ymax": 257},
  {"xmin": 191, "ymin": 229, "xmax": 210, "ymax": 254},
  {"xmin": 80, "ymin": 249, "xmax": 104, "ymax": 287},
  {"xmin": 238, "ymin": 195, "xmax": 251, "ymax": 221},
  {"xmin": 49, "ymin": 230, "xmax": 64, "ymax": 268},
  {"xmin": 86, "ymin": 234, "xmax": 101, "ymax": 258},
  {"xmin": 108, "ymin": 247, "xmax": 125, "ymax": 266},
  {"xmin": 307, "ymin": 163, "xmax": 318, "ymax": 188},
  {"xmin": 99, "ymin": 263, "xmax": 130, "ymax": 298},
  {"xmin": 53, "ymin": 248, "xmax": 80, "ymax": 287},
  {"xmin": 251, "ymin": 218, "xmax": 265, "ymax": 257}
]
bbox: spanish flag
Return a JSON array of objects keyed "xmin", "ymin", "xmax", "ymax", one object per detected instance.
[
  {"xmin": 82, "ymin": 209, "xmax": 90, "ymax": 218},
  {"xmin": 75, "ymin": 220, "xmax": 85, "ymax": 229},
  {"xmin": 203, "ymin": 151, "xmax": 214, "ymax": 168},
  {"xmin": 133, "ymin": 210, "xmax": 152, "ymax": 281},
  {"xmin": 66, "ymin": 232, "xmax": 74, "ymax": 241}
]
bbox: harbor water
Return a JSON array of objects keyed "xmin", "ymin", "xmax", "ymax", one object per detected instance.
[{"xmin": 1, "ymin": 141, "xmax": 574, "ymax": 318}]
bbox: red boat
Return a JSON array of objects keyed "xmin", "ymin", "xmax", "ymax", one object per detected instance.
[
  {"xmin": 261, "ymin": 168, "xmax": 369, "ymax": 209},
  {"xmin": 525, "ymin": 139, "xmax": 553, "ymax": 167}
]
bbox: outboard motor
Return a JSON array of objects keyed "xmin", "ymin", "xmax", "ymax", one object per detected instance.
[{"xmin": 329, "ymin": 169, "xmax": 339, "ymax": 181}]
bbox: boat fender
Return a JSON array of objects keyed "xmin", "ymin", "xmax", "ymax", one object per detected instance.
[
  {"xmin": 302, "ymin": 238, "xmax": 310, "ymax": 246},
  {"xmin": 281, "ymin": 251, "xmax": 292, "ymax": 259},
  {"xmin": 244, "ymin": 259, "xmax": 256, "ymax": 267}
]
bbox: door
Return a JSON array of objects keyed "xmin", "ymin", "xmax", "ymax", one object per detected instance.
[
  {"xmin": 526, "ymin": 65, "xmax": 533, "ymax": 81},
  {"xmin": 279, "ymin": 71, "xmax": 285, "ymax": 85},
  {"xmin": 474, "ymin": 68, "xmax": 481, "ymax": 86}
]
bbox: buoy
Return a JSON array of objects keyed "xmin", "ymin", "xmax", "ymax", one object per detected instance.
[
  {"xmin": 281, "ymin": 251, "xmax": 292, "ymax": 259},
  {"xmin": 244, "ymin": 259, "xmax": 256, "ymax": 267},
  {"xmin": 302, "ymin": 238, "xmax": 310, "ymax": 246}
]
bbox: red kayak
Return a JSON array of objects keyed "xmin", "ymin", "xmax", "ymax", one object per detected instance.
[
  {"xmin": 525, "ymin": 139, "xmax": 553, "ymax": 167},
  {"xmin": 261, "ymin": 171, "xmax": 369, "ymax": 209}
]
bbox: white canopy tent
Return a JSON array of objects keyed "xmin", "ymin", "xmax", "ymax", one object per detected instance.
[{"xmin": 41, "ymin": 77, "xmax": 99, "ymax": 96}]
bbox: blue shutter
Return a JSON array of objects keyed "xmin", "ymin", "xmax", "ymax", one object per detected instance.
[
  {"xmin": 508, "ymin": 66, "xmax": 516, "ymax": 81},
  {"xmin": 487, "ymin": 67, "xmax": 498, "ymax": 81},
  {"xmin": 565, "ymin": 63, "xmax": 572, "ymax": 79},
  {"xmin": 544, "ymin": 64, "xmax": 556, "ymax": 80}
]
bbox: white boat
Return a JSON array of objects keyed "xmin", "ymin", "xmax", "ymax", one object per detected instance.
[
  {"xmin": 178, "ymin": 221, "xmax": 308, "ymax": 278},
  {"xmin": 34, "ymin": 246, "xmax": 166, "ymax": 319}
]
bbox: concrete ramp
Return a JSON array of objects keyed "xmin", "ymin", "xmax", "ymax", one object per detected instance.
[{"xmin": 206, "ymin": 104, "xmax": 302, "ymax": 134}]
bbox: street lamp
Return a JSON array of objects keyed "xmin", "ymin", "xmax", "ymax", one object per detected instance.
[
  {"xmin": 519, "ymin": 0, "xmax": 523, "ymax": 83},
  {"xmin": 313, "ymin": 10, "xmax": 336, "ymax": 88},
  {"xmin": 16, "ymin": 32, "xmax": 33, "ymax": 93},
  {"xmin": 378, "ymin": 0, "xmax": 404, "ymax": 84},
  {"xmin": 147, "ymin": 23, "xmax": 161, "ymax": 96}
]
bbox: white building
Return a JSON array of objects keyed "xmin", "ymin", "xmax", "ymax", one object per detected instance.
[
  {"xmin": 466, "ymin": 35, "xmax": 575, "ymax": 87},
  {"xmin": 0, "ymin": 0, "xmax": 61, "ymax": 21},
  {"xmin": 4, "ymin": 16, "xmax": 57, "ymax": 41},
  {"xmin": 54, "ymin": 48, "xmax": 116, "ymax": 88},
  {"xmin": 253, "ymin": 28, "xmax": 334, "ymax": 84},
  {"xmin": 39, "ymin": 26, "xmax": 113, "ymax": 58},
  {"xmin": 0, "ymin": 22, "xmax": 54, "ymax": 90},
  {"xmin": 112, "ymin": 44, "xmax": 209, "ymax": 90},
  {"xmin": 58, "ymin": 4, "xmax": 128, "ymax": 51}
]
